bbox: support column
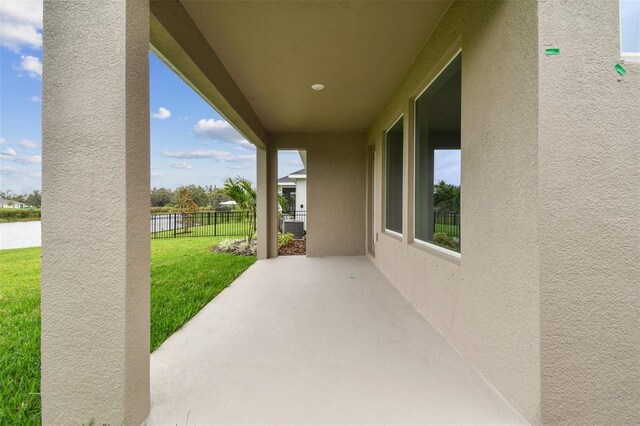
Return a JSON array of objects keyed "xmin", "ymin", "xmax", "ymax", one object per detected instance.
[
  {"xmin": 256, "ymin": 147, "xmax": 268, "ymax": 259},
  {"xmin": 256, "ymin": 145, "xmax": 278, "ymax": 259},
  {"xmin": 42, "ymin": 1, "xmax": 150, "ymax": 424}
]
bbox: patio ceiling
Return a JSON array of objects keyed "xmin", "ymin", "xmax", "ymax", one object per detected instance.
[{"xmin": 180, "ymin": 0, "xmax": 452, "ymax": 133}]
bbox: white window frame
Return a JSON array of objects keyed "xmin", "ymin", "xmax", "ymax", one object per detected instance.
[
  {"xmin": 412, "ymin": 49, "xmax": 462, "ymax": 258},
  {"xmin": 620, "ymin": 0, "xmax": 640, "ymax": 62},
  {"xmin": 383, "ymin": 114, "xmax": 404, "ymax": 237}
]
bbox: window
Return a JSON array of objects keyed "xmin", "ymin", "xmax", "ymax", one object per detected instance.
[
  {"xmin": 385, "ymin": 117, "xmax": 403, "ymax": 234},
  {"xmin": 415, "ymin": 53, "xmax": 461, "ymax": 253},
  {"xmin": 621, "ymin": 0, "xmax": 640, "ymax": 61}
]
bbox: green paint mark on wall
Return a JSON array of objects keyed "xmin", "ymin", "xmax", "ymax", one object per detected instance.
[
  {"xmin": 615, "ymin": 63, "xmax": 627, "ymax": 76},
  {"xmin": 545, "ymin": 48, "xmax": 560, "ymax": 55}
]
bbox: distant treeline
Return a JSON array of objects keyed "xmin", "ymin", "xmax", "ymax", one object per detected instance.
[
  {"xmin": 0, "ymin": 190, "xmax": 41, "ymax": 208},
  {"xmin": 151, "ymin": 185, "xmax": 232, "ymax": 210}
]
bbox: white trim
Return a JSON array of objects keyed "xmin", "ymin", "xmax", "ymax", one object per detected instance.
[
  {"xmin": 278, "ymin": 182, "xmax": 295, "ymax": 186},
  {"xmin": 386, "ymin": 114, "xmax": 403, "ymax": 134},
  {"xmin": 415, "ymin": 48, "xmax": 462, "ymax": 101},
  {"xmin": 384, "ymin": 228, "xmax": 403, "ymax": 239},
  {"xmin": 413, "ymin": 49, "xmax": 462, "ymax": 257},
  {"xmin": 413, "ymin": 238, "xmax": 461, "ymax": 259},
  {"xmin": 383, "ymin": 114, "xmax": 405, "ymax": 236},
  {"xmin": 621, "ymin": 52, "xmax": 640, "ymax": 63},
  {"xmin": 620, "ymin": 1, "xmax": 640, "ymax": 63},
  {"xmin": 288, "ymin": 174, "xmax": 307, "ymax": 179}
]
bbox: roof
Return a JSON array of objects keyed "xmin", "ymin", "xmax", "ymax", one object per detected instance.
[{"xmin": 278, "ymin": 168, "xmax": 306, "ymax": 184}]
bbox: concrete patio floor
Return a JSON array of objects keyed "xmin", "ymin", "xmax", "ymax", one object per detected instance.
[{"xmin": 148, "ymin": 256, "xmax": 526, "ymax": 425}]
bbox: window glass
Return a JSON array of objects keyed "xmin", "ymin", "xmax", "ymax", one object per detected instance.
[
  {"xmin": 415, "ymin": 54, "xmax": 461, "ymax": 252},
  {"xmin": 385, "ymin": 117, "xmax": 403, "ymax": 234},
  {"xmin": 621, "ymin": 0, "xmax": 640, "ymax": 58}
]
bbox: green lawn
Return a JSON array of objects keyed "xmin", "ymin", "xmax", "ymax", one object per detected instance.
[
  {"xmin": 0, "ymin": 236, "xmax": 254, "ymax": 425},
  {"xmin": 434, "ymin": 223, "xmax": 460, "ymax": 237}
]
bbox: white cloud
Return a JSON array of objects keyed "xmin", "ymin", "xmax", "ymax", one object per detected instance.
[
  {"xmin": 16, "ymin": 55, "xmax": 42, "ymax": 78},
  {"xmin": 162, "ymin": 149, "xmax": 255, "ymax": 163},
  {"xmin": 15, "ymin": 155, "xmax": 41, "ymax": 164},
  {"xmin": 0, "ymin": 0, "xmax": 43, "ymax": 52},
  {"xmin": 168, "ymin": 161, "xmax": 192, "ymax": 169},
  {"xmin": 152, "ymin": 107, "xmax": 172, "ymax": 120},
  {"xmin": 30, "ymin": 95, "xmax": 39, "ymax": 102},
  {"xmin": 1, "ymin": 147, "xmax": 17, "ymax": 158},
  {"xmin": 193, "ymin": 118, "xmax": 251, "ymax": 146},
  {"xmin": 151, "ymin": 171, "xmax": 164, "ymax": 177},
  {"xmin": 0, "ymin": 165, "xmax": 17, "ymax": 175},
  {"xmin": 0, "ymin": 137, "xmax": 6, "ymax": 145},
  {"xmin": 18, "ymin": 139, "xmax": 36, "ymax": 149}
]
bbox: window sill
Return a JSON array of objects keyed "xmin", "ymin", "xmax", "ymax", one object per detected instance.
[
  {"xmin": 621, "ymin": 53, "xmax": 640, "ymax": 63},
  {"xmin": 411, "ymin": 239, "xmax": 461, "ymax": 265},
  {"xmin": 383, "ymin": 229, "xmax": 403, "ymax": 241}
]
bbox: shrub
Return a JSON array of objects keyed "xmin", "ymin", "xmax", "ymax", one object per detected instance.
[
  {"xmin": 212, "ymin": 238, "xmax": 256, "ymax": 256},
  {"xmin": 0, "ymin": 208, "xmax": 41, "ymax": 221},
  {"xmin": 433, "ymin": 232, "xmax": 459, "ymax": 251},
  {"xmin": 278, "ymin": 232, "xmax": 294, "ymax": 249}
]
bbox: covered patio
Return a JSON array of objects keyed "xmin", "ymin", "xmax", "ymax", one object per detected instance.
[
  {"xmin": 40, "ymin": 0, "xmax": 639, "ymax": 424},
  {"xmin": 148, "ymin": 256, "xmax": 524, "ymax": 425}
]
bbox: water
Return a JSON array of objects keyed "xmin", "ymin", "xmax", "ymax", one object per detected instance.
[{"xmin": 0, "ymin": 221, "xmax": 41, "ymax": 250}]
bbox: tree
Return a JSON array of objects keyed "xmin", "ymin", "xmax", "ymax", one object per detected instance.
[
  {"xmin": 150, "ymin": 187, "xmax": 173, "ymax": 207},
  {"xmin": 222, "ymin": 176, "xmax": 256, "ymax": 242},
  {"xmin": 433, "ymin": 180, "xmax": 460, "ymax": 212},
  {"xmin": 177, "ymin": 187, "xmax": 198, "ymax": 233},
  {"xmin": 25, "ymin": 190, "xmax": 41, "ymax": 208},
  {"xmin": 172, "ymin": 185, "xmax": 209, "ymax": 208}
]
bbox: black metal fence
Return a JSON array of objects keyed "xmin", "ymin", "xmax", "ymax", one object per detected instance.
[
  {"xmin": 279, "ymin": 210, "xmax": 307, "ymax": 232},
  {"xmin": 434, "ymin": 211, "xmax": 460, "ymax": 238},
  {"xmin": 151, "ymin": 211, "xmax": 256, "ymax": 239}
]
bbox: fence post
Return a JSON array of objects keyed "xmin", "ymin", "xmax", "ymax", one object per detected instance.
[
  {"xmin": 214, "ymin": 211, "xmax": 218, "ymax": 236},
  {"xmin": 173, "ymin": 213, "xmax": 177, "ymax": 238}
]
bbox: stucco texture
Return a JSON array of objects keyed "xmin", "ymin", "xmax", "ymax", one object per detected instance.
[
  {"xmin": 268, "ymin": 133, "xmax": 366, "ymax": 257},
  {"xmin": 368, "ymin": 1, "xmax": 541, "ymax": 423},
  {"xmin": 41, "ymin": 1, "xmax": 150, "ymax": 424},
  {"xmin": 538, "ymin": 1, "xmax": 640, "ymax": 424}
]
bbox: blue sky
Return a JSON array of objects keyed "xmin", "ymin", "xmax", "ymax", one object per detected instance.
[
  {"xmin": 0, "ymin": 1, "xmax": 303, "ymax": 194},
  {"xmin": 1, "ymin": 1, "xmax": 639, "ymax": 193}
]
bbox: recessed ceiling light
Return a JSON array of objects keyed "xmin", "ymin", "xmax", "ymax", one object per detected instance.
[{"xmin": 311, "ymin": 83, "xmax": 325, "ymax": 91}]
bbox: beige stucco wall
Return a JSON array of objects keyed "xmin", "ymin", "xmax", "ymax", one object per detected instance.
[
  {"xmin": 41, "ymin": 1, "xmax": 150, "ymax": 424},
  {"xmin": 368, "ymin": 1, "xmax": 540, "ymax": 422},
  {"xmin": 538, "ymin": 1, "xmax": 640, "ymax": 424},
  {"xmin": 268, "ymin": 133, "xmax": 366, "ymax": 257}
]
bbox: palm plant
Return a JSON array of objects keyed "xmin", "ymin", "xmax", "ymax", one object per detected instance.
[{"xmin": 222, "ymin": 176, "xmax": 257, "ymax": 242}]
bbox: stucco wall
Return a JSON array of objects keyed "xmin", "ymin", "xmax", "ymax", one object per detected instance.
[
  {"xmin": 538, "ymin": 1, "xmax": 640, "ymax": 424},
  {"xmin": 368, "ymin": 1, "xmax": 540, "ymax": 422},
  {"xmin": 268, "ymin": 133, "xmax": 366, "ymax": 257},
  {"xmin": 41, "ymin": 1, "xmax": 150, "ymax": 424}
]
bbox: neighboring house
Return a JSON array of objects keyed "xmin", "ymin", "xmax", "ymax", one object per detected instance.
[
  {"xmin": 277, "ymin": 168, "xmax": 306, "ymax": 211},
  {"xmin": 0, "ymin": 198, "xmax": 27, "ymax": 209},
  {"xmin": 41, "ymin": 2, "xmax": 640, "ymax": 425},
  {"xmin": 218, "ymin": 200, "xmax": 237, "ymax": 208}
]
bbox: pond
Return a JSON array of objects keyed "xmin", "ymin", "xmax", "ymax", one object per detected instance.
[{"xmin": 0, "ymin": 221, "xmax": 41, "ymax": 250}]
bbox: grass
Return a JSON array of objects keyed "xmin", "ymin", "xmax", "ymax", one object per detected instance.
[
  {"xmin": 434, "ymin": 223, "xmax": 460, "ymax": 236},
  {"xmin": 0, "ymin": 247, "xmax": 41, "ymax": 425},
  {"xmin": 0, "ymin": 236, "xmax": 254, "ymax": 425},
  {"xmin": 150, "ymin": 236, "xmax": 255, "ymax": 350}
]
